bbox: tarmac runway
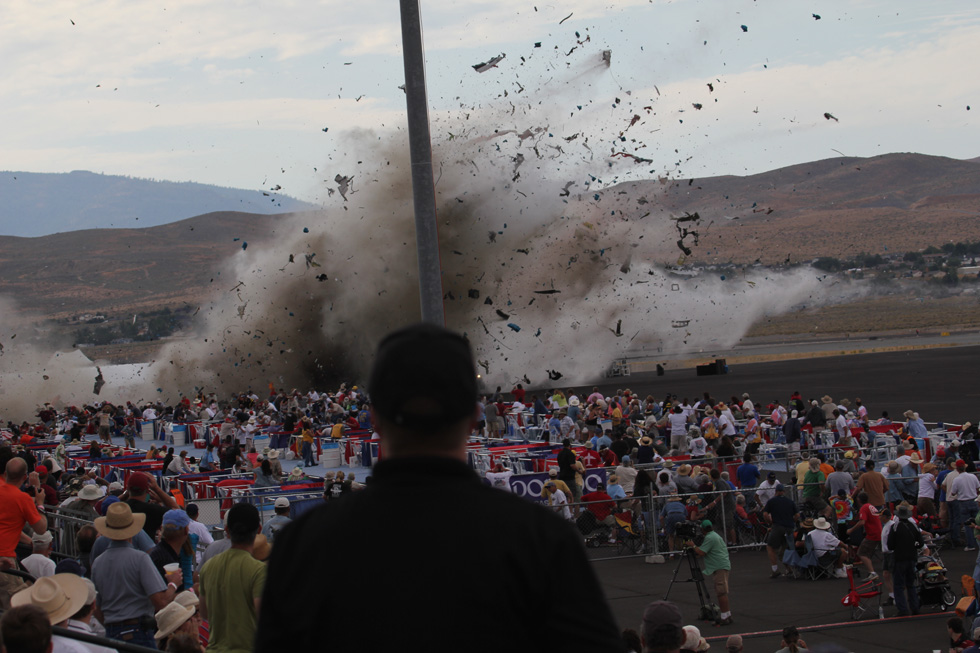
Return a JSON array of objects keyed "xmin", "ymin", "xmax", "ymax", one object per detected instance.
[
  {"xmin": 589, "ymin": 344, "xmax": 980, "ymax": 425},
  {"xmin": 596, "ymin": 545, "xmax": 974, "ymax": 653},
  {"xmin": 579, "ymin": 344, "xmax": 980, "ymax": 652}
]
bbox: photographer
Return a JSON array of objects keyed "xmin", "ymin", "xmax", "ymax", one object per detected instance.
[{"xmin": 685, "ymin": 519, "xmax": 733, "ymax": 626}]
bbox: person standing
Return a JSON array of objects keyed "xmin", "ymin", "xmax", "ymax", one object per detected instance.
[
  {"xmin": 887, "ymin": 505, "xmax": 923, "ymax": 616},
  {"xmin": 254, "ymin": 323, "xmax": 625, "ymax": 652},
  {"xmin": 261, "ymin": 498, "xmax": 292, "ymax": 544},
  {"xmin": 91, "ymin": 502, "xmax": 179, "ymax": 647},
  {"xmin": 0, "ymin": 458, "xmax": 48, "ymax": 597},
  {"xmin": 687, "ymin": 520, "xmax": 733, "ymax": 626},
  {"xmin": 199, "ymin": 503, "xmax": 266, "ymax": 653}
]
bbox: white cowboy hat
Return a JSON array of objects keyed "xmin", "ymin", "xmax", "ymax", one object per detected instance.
[
  {"xmin": 12, "ymin": 574, "xmax": 89, "ymax": 625},
  {"xmin": 812, "ymin": 517, "xmax": 832, "ymax": 531},
  {"xmin": 154, "ymin": 601, "xmax": 196, "ymax": 640}
]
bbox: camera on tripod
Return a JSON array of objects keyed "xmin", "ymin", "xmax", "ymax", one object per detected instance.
[{"xmin": 675, "ymin": 520, "xmax": 702, "ymax": 543}]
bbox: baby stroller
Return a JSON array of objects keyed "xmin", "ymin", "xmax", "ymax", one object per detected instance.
[{"xmin": 916, "ymin": 553, "xmax": 956, "ymax": 611}]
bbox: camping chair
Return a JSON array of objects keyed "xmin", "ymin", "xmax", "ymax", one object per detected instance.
[
  {"xmin": 614, "ymin": 511, "xmax": 646, "ymax": 555},
  {"xmin": 801, "ymin": 532, "xmax": 836, "ymax": 580},
  {"xmin": 841, "ymin": 565, "xmax": 883, "ymax": 620}
]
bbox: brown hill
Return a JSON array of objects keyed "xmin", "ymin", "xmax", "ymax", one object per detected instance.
[
  {"xmin": 0, "ymin": 212, "xmax": 295, "ymax": 317},
  {"xmin": 606, "ymin": 152, "xmax": 980, "ymax": 264},
  {"xmin": 1, "ymin": 153, "xmax": 977, "ymax": 320}
]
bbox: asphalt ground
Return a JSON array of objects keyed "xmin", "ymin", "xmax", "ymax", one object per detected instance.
[
  {"xmin": 586, "ymin": 344, "xmax": 980, "ymax": 426},
  {"xmin": 577, "ymin": 345, "xmax": 980, "ymax": 652},
  {"xmin": 594, "ymin": 544, "xmax": 974, "ymax": 653}
]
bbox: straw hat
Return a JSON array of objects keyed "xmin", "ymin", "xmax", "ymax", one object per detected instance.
[
  {"xmin": 252, "ymin": 533, "xmax": 271, "ymax": 562},
  {"xmin": 77, "ymin": 485, "xmax": 105, "ymax": 501},
  {"xmin": 154, "ymin": 601, "xmax": 196, "ymax": 640},
  {"xmin": 639, "ymin": 436, "xmax": 653, "ymax": 446},
  {"xmin": 11, "ymin": 574, "xmax": 90, "ymax": 625},
  {"xmin": 909, "ymin": 451, "xmax": 925, "ymax": 465},
  {"xmin": 821, "ymin": 395, "xmax": 833, "ymax": 404},
  {"xmin": 287, "ymin": 467, "xmax": 306, "ymax": 481},
  {"xmin": 268, "ymin": 449, "xmax": 280, "ymax": 459},
  {"xmin": 703, "ymin": 407, "xmax": 715, "ymax": 416},
  {"xmin": 94, "ymin": 502, "xmax": 146, "ymax": 540},
  {"xmin": 174, "ymin": 590, "xmax": 200, "ymax": 609},
  {"xmin": 677, "ymin": 464, "xmax": 692, "ymax": 476}
]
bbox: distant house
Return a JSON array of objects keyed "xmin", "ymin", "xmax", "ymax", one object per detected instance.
[{"xmin": 957, "ymin": 266, "xmax": 980, "ymax": 278}]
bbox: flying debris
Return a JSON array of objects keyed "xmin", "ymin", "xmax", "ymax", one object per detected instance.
[
  {"xmin": 305, "ymin": 253, "xmax": 321, "ymax": 268},
  {"xmin": 334, "ymin": 174, "xmax": 354, "ymax": 200},
  {"xmin": 495, "ymin": 309, "xmax": 510, "ymax": 320},
  {"xmin": 533, "ymin": 289, "xmax": 561, "ymax": 295},
  {"xmin": 813, "ymin": 13, "xmax": 821, "ymax": 20},
  {"xmin": 472, "ymin": 54, "xmax": 506, "ymax": 73},
  {"xmin": 93, "ymin": 367, "xmax": 106, "ymax": 395},
  {"xmin": 671, "ymin": 320, "xmax": 690, "ymax": 328},
  {"xmin": 609, "ymin": 319, "xmax": 623, "ymax": 337},
  {"xmin": 823, "ymin": 112, "xmax": 839, "ymax": 122}
]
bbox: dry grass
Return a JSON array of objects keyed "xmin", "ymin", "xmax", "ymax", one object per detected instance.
[{"xmin": 747, "ymin": 294, "xmax": 980, "ymax": 336}]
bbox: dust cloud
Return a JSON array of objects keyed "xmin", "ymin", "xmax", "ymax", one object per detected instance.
[{"xmin": 0, "ymin": 44, "xmax": 850, "ymax": 417}]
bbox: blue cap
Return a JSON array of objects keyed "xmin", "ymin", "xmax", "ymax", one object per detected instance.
[
  {"xmin": 162, "ymin": 509, "xmax": 191, "ymax": 528},
  {"xmin": 100, "ymin": 495, "xmax": 120, "ymax": 516}
]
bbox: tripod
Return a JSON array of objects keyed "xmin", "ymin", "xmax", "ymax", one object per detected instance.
[{"xmin": 663, "ymin": 546, "xmax": 719, "ymax": 622}]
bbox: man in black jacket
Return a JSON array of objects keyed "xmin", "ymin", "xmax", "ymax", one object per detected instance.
[
  {"xmin": 887, "ymin": 504, "xmax": 923, "ymax": 616},
  {"xmin": 255, "ymin": 323, "xmax": 625, "ymax": 653}
]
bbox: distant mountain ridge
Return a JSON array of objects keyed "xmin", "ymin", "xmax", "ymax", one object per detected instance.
[{"xmin": 0, "ymin": 170, "xmax": 320, "ymax": 237}]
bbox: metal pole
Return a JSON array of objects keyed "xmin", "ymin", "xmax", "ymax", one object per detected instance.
[{"xmin": 399, "ymin": 0, "xmax": 445, "ymax": 325}]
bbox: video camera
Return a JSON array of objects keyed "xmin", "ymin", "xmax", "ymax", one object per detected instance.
[{"xmin": 674, "ymin": 520, "xmax": 701, "ymax": 541}]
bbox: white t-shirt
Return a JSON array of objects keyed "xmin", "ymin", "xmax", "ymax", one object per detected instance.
[
  {"xmin": 690, "ymin": 437, "xmax": 708, "ymax": 457},
  {"xmin": 718, "ymin": 413, "xmax": 736, "ymax": 437},
  {"xmin": 668, "ymin": 412, "xmax": 688, "ymax": 437},
  {"xmin": 187, "ymin": 519, "xmax": 215, "ymax": 564},
  {"xmin": 951, "ymin": 472, "xmax": 980, "ymax": 501},
  {"xmin": 548, "ymin": 489, "xmax": 572, "ymax": 520},
  {"xmin": 742, "ymin": 399, "xmax": 754, "ymax": 415},
  {"xmin": 756, "ymin": 479, "xmax": 779, "ymax": 507},
  {"xmin": 21, "ymin": 553, "xmax": 55, "ymax": 579},
  {"xmin": 486, "ymin": 470, "xmax": 515, "ymax": 492},
  {"xmin": 918, "ymin": 473, "xmax": 937, "ymax": 501}
]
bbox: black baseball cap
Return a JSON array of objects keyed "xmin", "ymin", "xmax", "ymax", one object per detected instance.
[{"xmin": 369, "ymin": 323, "xmax": 478, "ymax": 430}]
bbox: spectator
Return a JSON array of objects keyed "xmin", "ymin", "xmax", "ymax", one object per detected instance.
[
  {"xmin": 21, "ymin": 531, "xmax": 55, "ymax": 579},
  {"xmin": 261, "ymin": 497, "xmax": 292, "ymax": 544},
  {"xmin": 0, "ymin": 604, "xmax": 53, "ymax": 653},
  {"xmin": 846, "ymin": 492, "xmax": 882, "ymax": 580},
  {"xmin": 0, "ymin": 457, "xmax": 47, "ymax": 598},
  {"xmin": 254, "ymin": 323, "xmax": 624, "ymax": 652},
  {"xmin": 123, "ymin": 471, "xmax": 178, "ymax": 539},
  {"xmin": 948, "ymin": 616, "xmax": 974, "ymax": 652},
  {"xmin": 485, "ymin": 463, "xmax": 515, "ymax": 492},
  {"xmin": 91, "ymin": 502, "xmax": 179, "ymax": 647},
  {"xmin": 154, "ymin": 600, "xmax": 200, "ymax": 650},
  {"xmin": 199, "ymin": 503, "xmax": 267, "ymax": 653},
  {"xmin": 640, "ymin": 600, "xmax": 685, "ymax": 653},
  {"xmin": 149, "ymin": 510, "xmax": 192, "ymax": 592},
  {"xmin": 184, "ymin": 504, "xmax": 214, "ymax": 565},
  {"xmin": 11, "ymin": 573, "xmax": 92, "ymax": 653},
  {"xmin": 763, "ymin": 484, "xmax": 799, "ymax": 578},
  {"xmin": 855, "ymin": 460, "xmax": 888, "ymax": 510},
  {"xmin": 774, "ymin": 625, "xmax": 807, "ymax": 652},
  {"xmin": 725, "ymin": 634, "xmax": 743, "ymax": 653}
]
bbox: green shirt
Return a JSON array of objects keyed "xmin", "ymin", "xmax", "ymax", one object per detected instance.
[
  {"xmin": 200, "ymin": 548, "xmax": 267, "ymax": 653},
  {"xmin": 802, "ymin": 470, "xmax": 826, "ymax": 499},
  {"xmin": 698, "ymin": 530, "xmax": 731, "ymax": 576}
]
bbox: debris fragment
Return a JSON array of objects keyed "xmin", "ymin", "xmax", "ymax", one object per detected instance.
[
  {"xmin": 740, "ymin": 25, "xmax": 748, "ymax": 32},
  {"xmin": 547, "ymin": 369, "xmax": 563, "ymax": 381},
  {"xmin": 468, "ymin": 289, "xmax": 480, "ymax": 299},
  {"xmin": 93, "ymin": 367, "xmax": 105, "ymax": 395},
  {"xmin": 533, "ymin": 290, "xmax": 560, "ymax": 295},
  {"xmin": 472, "ymin": 54, "xmax": 506, "ymax": 73},
  {"xmin": 823, "ymin": 112, "xmax": 838, "ymax": 122},
  {"xmin": 812, "ymin": 13, "xmax": 821, "ymax": 20},
  {"xmin": 507, "ymin": 323, "xmax": 521, "ymax": 332},
  {"xmin": 334, "ymin": 174, "xmax": 354, "ymax": 200},
  {"xmin": 559, "ymin": 12, "xmax": 573, "ymax": 24},
  {"xmin": 305, "ymin": 253, "xmax": 321, "ymax": 268},
  {"xmin": 495, "ymin": 309, "xmax": 510, "ymax": 320},
  {"xmin": 601, "ymin": 50, "xmax": 611, "ymax": 65}
]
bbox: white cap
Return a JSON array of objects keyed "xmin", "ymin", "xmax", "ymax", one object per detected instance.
[{"xmin": 274, "ymin": 497, "xmax": 290, "ymax": 509}]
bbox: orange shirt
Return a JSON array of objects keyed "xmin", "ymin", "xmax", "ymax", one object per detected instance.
[
  {"xmin": 0, "ymin": 482, "xmax": 41, "ymax": 557},
  {"xmin": 820, "ymin": 463, "xmax": 835, "ymax": 478}
]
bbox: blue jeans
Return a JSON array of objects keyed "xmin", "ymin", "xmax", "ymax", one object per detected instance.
[
  {"xmin": 950, "ymin": 501, "xmax": 963, "ymax": 544},
  {"xmin": 959, "ymin": 500, "xmax": 979, "ymax": 548},
  {"xmin": 302, "ymin": 441, "xmax": 315, "ymax": 466},
  {"xmin": 893, "ymin": 559, "xmax": 920, "ymax": 615}
]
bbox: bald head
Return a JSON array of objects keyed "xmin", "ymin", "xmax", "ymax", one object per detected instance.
[{"xmin": 5, "ymin": 457, "xmax": 27, "ymax": 483}]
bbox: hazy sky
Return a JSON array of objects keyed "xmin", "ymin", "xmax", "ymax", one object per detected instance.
[{"xmin": 1, "ymin": 0, "xmax": 976, "ymax": 204}]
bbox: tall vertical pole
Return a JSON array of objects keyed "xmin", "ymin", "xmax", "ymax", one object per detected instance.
[{"xmin": 399, "ymin": 0, "xmax": 445, "ymax": 325}]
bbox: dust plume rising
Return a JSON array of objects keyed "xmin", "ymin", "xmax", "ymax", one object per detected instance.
[{"xmin": 154, "ymin": 115, "xmax": 837, "ymax": 396}]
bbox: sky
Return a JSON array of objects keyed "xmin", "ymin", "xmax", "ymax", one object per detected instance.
[{"xmin": 0, "ymin": 0, "xmax": 977, "ymax": 206}]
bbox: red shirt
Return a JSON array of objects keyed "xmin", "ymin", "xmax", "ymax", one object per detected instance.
[
  {"xmin": 581, "ymin": 491, "xmax": 615, "ymax": 521},
  {"xmin": 0, "ymin": 482, "xmax": 41, "ymax": 557},
  {"xmin": 511, "ymin": 387, "xmax": 526, "ymax": 403},
  {"xmin": 859, "ymin": 503, "xmax": 882, "ymax": 541}
]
